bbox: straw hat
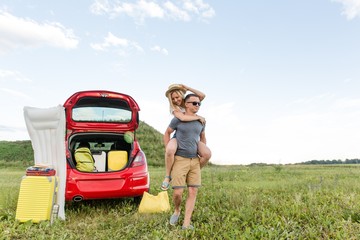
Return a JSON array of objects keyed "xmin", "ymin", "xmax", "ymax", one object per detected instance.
[{"xmin": 165, "ymin": 84, "xmax": 186, "ymax": 97}]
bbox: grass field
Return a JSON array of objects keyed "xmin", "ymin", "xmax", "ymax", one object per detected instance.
[{"xmin": 2, "ymin": 164, "xmax": 360, "ymax": 239}]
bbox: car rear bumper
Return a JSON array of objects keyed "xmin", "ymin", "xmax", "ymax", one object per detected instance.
[{"xmin": 65, "ymin": 170, "xmax": 150, "ymax": 201}]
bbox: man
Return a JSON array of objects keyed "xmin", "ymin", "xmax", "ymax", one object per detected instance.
[{"xmin": 163, "ymin": 93, "xmax": 208, "ymax": 230}]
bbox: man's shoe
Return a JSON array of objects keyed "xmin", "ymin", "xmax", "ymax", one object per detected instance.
[
  {"xmin": 170, "ymin": 213, "xmax": 180, "ymax": 225},
  {"xmin": 181, "ymin": 225, "xmax": 194, "ymax": 230}
]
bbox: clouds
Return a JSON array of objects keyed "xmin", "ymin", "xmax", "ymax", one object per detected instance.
[
  {"xmin": 183, "ymin": 0, "xmax": 215, "ymax": 19},
  {"xmin": 0, "ymin": 69, "xmax": 31, "ymax": 83},
  {"xmin": 90, "ymin": 32, "xmax": 143, "ymax": 55},
  {"xmin": 0, "ymin": 10, "xmax": 79, "ymax": 54},
  {"xmin": 90, "ymin": 0, "xmax": 164, "ymax": 20},
  {"xmin": 0, "ymin": 69, "xmax": 31, "ymax": 102},
  {"xmin": 333, "ymin": 0, "xmax": 360, "ymax": 19},
  {"xmin": 90, "ymin": 0, "xmax": 215, "ymax": 23},
  {"xmin": 163, "ymin": 1, "xmax": 190, "ymax": 21},
  {"xmin": 91, "ymin": 32, "xmax": 170, "ymax": 56},
  {"xmin": 150, "ymin": 45, "xmax": 169, "ymax": 55},
  {"xmin": 0, "ymin": 1, "xmax": 215, "ymax": 57},
  {"xmin": 89, "ymin": 0, "xmax": 219, "ymax": 56},
  {"xmin": 0, "ymin": 88, "xmax": 31, "ymax": 99},
  {"xmin": 335, "ymin": 97, "xmax": 360, "ymax": 108}
]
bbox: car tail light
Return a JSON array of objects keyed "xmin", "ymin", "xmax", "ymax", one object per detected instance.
[{"xmin": 130, "ymin": 151, "xmax": 146, "ymax": 168}]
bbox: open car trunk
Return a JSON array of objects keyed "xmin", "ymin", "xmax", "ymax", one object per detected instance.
[{"xmin": 68, "ymin": 132, "xmax": 135, "ymax": 172}]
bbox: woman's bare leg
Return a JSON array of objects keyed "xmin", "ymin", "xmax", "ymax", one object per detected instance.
[
  {"xmin": 161, "ymin": 138, "xmax": 177, "ymax": 189},
  {"xmin": 198, "ymin": 142, "xmax": 211, "ymax": 168}
]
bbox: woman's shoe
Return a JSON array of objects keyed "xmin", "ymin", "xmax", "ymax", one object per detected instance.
[{"xmin": 160, "ymin": 176, "xmax": 171, "ymax": 191}]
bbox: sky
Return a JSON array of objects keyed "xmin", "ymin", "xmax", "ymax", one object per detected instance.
[{"xmin": 1, "ymin": 0, "xmax": 360, "ymax": 165}]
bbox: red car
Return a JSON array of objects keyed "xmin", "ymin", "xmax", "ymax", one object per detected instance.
[{"xmin": 63, "ymin": 90, "xmax": 150, "ymax": 202}]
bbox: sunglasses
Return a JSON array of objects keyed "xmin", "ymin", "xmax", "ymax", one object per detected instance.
[{"xmin": 186, "ymin": 101, "xmax": 201, "ymax": 106}]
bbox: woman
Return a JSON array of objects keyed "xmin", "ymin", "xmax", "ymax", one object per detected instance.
[{"xmin": 161, "ymin": 84, "xmax": 211, "ymax": 190}]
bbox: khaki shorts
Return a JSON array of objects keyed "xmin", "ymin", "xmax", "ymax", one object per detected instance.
[{"xmin": 171, "ymin": 155, "xmax": 201, "ymax": 188}]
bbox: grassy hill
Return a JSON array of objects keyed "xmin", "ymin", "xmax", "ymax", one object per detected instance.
[
  {"xmin": 0, "ymin": 121, "xmax": 165, "ymax": 167},
  {"xmin": 137, "ymin": 121, "xmax": 165, "ymax": 166}
]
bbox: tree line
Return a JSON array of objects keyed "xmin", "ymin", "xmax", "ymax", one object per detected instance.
[{"xmin": 300, "ymin": 159, "xmax": 360, "ymax": 165}]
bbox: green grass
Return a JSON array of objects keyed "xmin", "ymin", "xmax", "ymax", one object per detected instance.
[{"xmin": 2, "ymin": 164, "xmax": 360, "ymax": 239}]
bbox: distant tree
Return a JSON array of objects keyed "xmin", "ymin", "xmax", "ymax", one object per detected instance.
[{"xmin": 300, "ymin": 158, "xmax": 360, "ymax": 165}]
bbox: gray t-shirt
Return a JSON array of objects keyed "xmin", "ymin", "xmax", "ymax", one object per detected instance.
[{"xmin": 169, "ymin": 117, "xmax": 205, "ymax": 158}]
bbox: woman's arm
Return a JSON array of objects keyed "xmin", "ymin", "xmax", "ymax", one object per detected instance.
[
  {"xmin": 181, "ymin": 84, "xmax": 206, "ymax": 101},
  {"xmin": 173, "ymin": 109, "xmax": 206, "ymax": 125}
]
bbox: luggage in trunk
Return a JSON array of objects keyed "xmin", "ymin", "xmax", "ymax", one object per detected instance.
[{"xmin": 108, "ymin": 150, "xmax": 128, "ymax": 171}]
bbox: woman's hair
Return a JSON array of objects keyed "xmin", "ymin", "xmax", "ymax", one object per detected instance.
[{"xmin": 167, "ymin": 89, "xmax": 186, "ymax": 113}]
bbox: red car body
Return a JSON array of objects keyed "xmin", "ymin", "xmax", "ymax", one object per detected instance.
[{"xmin": 63, "ymin": 90, "xmax": 150, "ymax": 201}]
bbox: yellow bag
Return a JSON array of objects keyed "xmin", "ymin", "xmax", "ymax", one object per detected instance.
[
  {"xmin": 74, "ymin": 147, "xmax": 95, "ymax": 172},
  {"xmin": 138, "ymin": 191, "xmax": 170, "ymax": 213}
]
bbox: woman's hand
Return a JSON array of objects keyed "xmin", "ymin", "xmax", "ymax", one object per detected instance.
[
  {"xmin": 198, "ymin": 116, "xmax": 206, "ymax": 125},
  {"xmin": 180, "ymin": 84, "xmax": 188, "ymax": 91}
]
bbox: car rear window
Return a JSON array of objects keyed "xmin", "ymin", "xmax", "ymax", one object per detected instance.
[{"xmin": 72, "ymin": 97, "xmax": 132, "ymax": 123}]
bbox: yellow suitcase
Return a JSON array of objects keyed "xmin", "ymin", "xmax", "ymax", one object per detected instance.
[
  {"xmin": 16, "ymin": 176, "xmax": 58, "ymax": 223},
  {"xmin": 107, "ymin": 150, "xmax": 128, "ymax": 171}
]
